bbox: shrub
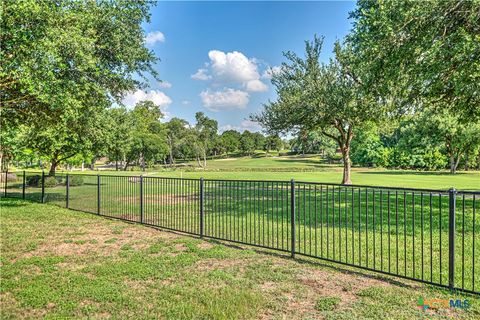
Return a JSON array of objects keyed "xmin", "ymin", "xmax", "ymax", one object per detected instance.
[
  {"xmin": 43, "ymin": 176, "xmax": 58, "ymax": 188},
  {"xmin": 69, "ymin": 175, "xmax": 84, "ymax": 186},
  {"xmin": 26, "ymin": 175, "xmax": 41, "ymax": 187}
]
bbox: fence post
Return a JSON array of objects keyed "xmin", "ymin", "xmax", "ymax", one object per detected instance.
[
  {"xmin": 66, "ymin": 174, "xmax": 69, "ymax": 208},
  {"xmin": 22, "ymin": 171, "xmax": 26, "ymax": 199},
  {"xmin": 448, "ymin": 188, "xmax": 456, "ymax": 290},
  {"xmin": 140, "ymin": 175, "xmax": 144, "ymax": 223},
  {"xmin": 200, "ymin": 177, "xmax": 204, "ymax": 238},
  {"xmin": 97, "ymin": 175, "xmax": 100, "ymax": 215},
  {"xmin": 291, "ymin": 179, "xmax": 296, "ymax": 258},
  {"xmin": 41, "ymin": 170, "xmax": 45, "ymax": 203}
]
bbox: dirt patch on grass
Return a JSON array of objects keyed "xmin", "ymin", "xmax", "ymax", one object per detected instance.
[
  {"xmin": 195, "ymin": 258, "xmax": 248, "ymax": 271},
  {"xmin": 11, "ymin": 220, "xmax": 180, "ymax": 262},
  {"xmin": 197, "ymin": 242, "xmax": 214, "ymax": 250}
]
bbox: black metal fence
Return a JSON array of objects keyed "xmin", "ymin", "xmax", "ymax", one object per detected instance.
[{"xmin": 2, "ymin": 171, "xmax": 479, "ymax": 295}]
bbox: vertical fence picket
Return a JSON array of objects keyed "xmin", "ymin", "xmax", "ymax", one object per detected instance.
[
  {"xmin": 22, "ymin": 170, "xmax": 26, "ymax": 199},
  {"xmin": 448, "ymin": 188, "xmax": 456, "ymax": 290},
  {"xmin": 291, "ymin": 179, "xmax": 296, "ymax": 258},
  {"xmin": 66, "ymin": 174, "xmax": 69, "ymax": 208},
  {"xmin": 200, "ymin": 178, "xmax": 204, "ymax": 238}
]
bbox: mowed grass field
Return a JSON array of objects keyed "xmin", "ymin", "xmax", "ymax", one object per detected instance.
[
  {"xmin": 17, "ymin": 155, "xmax": 480, "ymax": 190},
  {"xmin": 1, "ymin": 198, "xmax": 479, "ymax": 319}
]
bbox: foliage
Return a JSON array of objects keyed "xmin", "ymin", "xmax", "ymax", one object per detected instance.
[
  {"xmin": 43, "ymin": 176, "xmax": 58, "ymax": 188},
  {"xmin": 1, "ymin": 0, "xmax": 158, "ymax": 172},
  {"xmin": 253, "ymin": 36, "xmax": 382, "ymax": 184},
  {"xmin": 26, "ymin": 175, "xmax": 41, "ymax": 187},
  {"xmin": 69, "ymin": 175, "xmax": 84, "ymax": 187},
  {"xmin": 125, "ymin": 101, "xmax": 168, "ymax": 171},
  {"xmin": 191, "ymin": 112, "xmax": 218, "ymax": 167},
  {"xmin": 239, "ymin": 131, "xmax": 256, "ymax": 156},
  {"xmin": 346, "ymin": 0, "xmax": 480, "ymax": 121}
]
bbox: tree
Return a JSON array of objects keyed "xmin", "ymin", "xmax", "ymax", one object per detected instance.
[
  {"xmin": 105, "ymin": 107, "xmax": 133, "ymax": 170},
  {"xmin": 192, "ymin": 112, "xmax": 218, "ymax": 168},
  {"xmin": 252, "ymin": 132, "xmax": 266, "ymax": 151},
  {"xmin": 253, "ymin": 36, "xmax": 378, "ymax": 184},
  {"xmin": 239, "ymin": 131, "xmax": 256, "ymax": 156},
  {"xmin": 220, "ymin": 130, "xmax": 242, "ymax": 154},
  {"xmin": 346, "ymin": 0, "xmax": 480, "ymax": 121},
  {"xmin": 23, "ymin": 105, "xmax": 112, "ymax": 176},
  {"xmin": 264, "ymin": 135, "xmax": 283, "ymax": 153},
  {"xmin": 414, "ymin": 109, "xmax": 480, "ymax": 174},
  {"xmin": 1, "ymin": 0, "xmax": 158, "ymax": 170},
  {"xmin": 291, "ymin": 130, "xmax": 337, "ymax": 158},
  {"xmin": 165, "ymin": 118, "xmax": 190, "ymax": 167},
  {"xmin": 124, "ymin": 101, "xmax": 168, "ymax": 171}
]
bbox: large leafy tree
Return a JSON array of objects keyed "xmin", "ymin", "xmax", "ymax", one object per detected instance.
[
  {"xmin": 125, "ymin": 101, "xmax": 167, "ymax": 171},
  {"xmin": 346, "ymin": 0, "xmax": 480, "ymax": 120},
  {"xmin": 253, "ymin": 36, "xmax": 378, "ymax": 184},
  {"xmin": 1, "ymin": 0, "xmax": 158, "ymax": 170},
  {"xmin": 239, "ymin": 131, "xmax": 256, "ymax": 156},
  {"xmin": 414, "ymin": 109, "xmax": 480, "ymax": 174},
  {"xmin": 165, "ymin": 118, "xmax": 190, "ymax": 167},
  {"xmin": 192, "ymin": 112, "xmax": 218, "ymax": 168},
  {"xmin": 220, "ymin": 130, "xmax": 242, "ymax": 154},
  {"xmin": 22, "ymin": 105, "xmax": 112, "ymax": 176},
  {"xmin": 105, "ymin": 107, "xmax": 133, "ymax": 170}
]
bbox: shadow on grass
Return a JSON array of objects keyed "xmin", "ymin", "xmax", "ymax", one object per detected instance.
[{"xmin": 0, "ymin": 197, "xmax": 29, "ymax": 208}]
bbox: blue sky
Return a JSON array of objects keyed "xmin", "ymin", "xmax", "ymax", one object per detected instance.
[{"xmin": 123, "ymin": 1, "xmax": 356, "ymax": 132}]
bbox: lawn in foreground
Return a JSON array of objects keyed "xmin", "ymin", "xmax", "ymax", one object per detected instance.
[{"xmin": 1, "ymin": 198, "xmax": 479, "ymax": 319}]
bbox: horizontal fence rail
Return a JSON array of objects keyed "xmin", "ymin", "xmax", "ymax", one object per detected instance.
[{"xmin": 1, "ymin": 170, "xmax": 478, "ymax": 295}]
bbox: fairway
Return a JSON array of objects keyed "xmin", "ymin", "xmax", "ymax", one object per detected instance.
[
  {"xmin": 24, "ymin": 155, "xmax": 480, "ymax": 190},
  {"xmin": 1, "ymin": 198, "xmax": 479, "ymax": 319}
]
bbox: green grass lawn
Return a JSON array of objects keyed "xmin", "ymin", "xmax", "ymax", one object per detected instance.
[
  {"xmin": 14, "ymin": 154, "xmax": 480, "ymax": 190},
  {"xmin": 1, "ymin": 198, "xmax": 479, "ymax": 319}
]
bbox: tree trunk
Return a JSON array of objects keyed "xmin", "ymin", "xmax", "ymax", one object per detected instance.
[
  {"xmin": 464, "ymin": 154, "xmax": 469, "ymax": 171},
  {"xmin": 49, "ymin": 158, "xmax": 58, "ymax": 176},
  {"xmin": 196, "ymin": 155, "xmax": 202, "ymax": 168},
  {"xmin": 341, "ymin": 146, "xmax": 352, "ymax": 185},
  {"xmin": 450, "ymin": 154, "xmax": 458, "ymax": 174},
  {"xmin": 203, "ymin": 152, "xmax": 207, "ymax": 168},
  {"xmin": 115, "ymin": 160, "xmax": 118, "ymax": 171},
  {"xmin": 140, "ymin": 152, "xmax": 145, "ymax": 172}
]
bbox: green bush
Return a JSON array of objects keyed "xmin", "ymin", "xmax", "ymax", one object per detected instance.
[
  {"xmin": 26, "ymin": 175, "xmax": 41, "ymax": 187},
  {"xmin": 69, "ymin": 175, "xmax": 84, "ymax": 186},
  {"xmin": 43, "ymin": 176, "xmax": 58, "ymax": 188}
]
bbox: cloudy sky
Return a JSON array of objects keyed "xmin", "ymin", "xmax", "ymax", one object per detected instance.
[{"xmin": 123, "ymin": 1, "xmax": 355, "ymax": 132}]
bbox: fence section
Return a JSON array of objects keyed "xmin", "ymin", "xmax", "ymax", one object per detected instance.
[
  {"xmin": 203, "ymin": 179, "xmax": 292, "ymax": 252},
  {"xmin": 1, "ymin": 170, "xmax": 478, "ymax": 295}
]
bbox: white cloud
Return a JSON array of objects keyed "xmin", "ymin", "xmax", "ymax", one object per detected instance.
[
  {"xmin": 220, "ymin": 120, "xmax": 262, "ymax": 133},
  {"xmin": 245, "ymin": 79, "xmax": 268, "ymax": 92},
  {"xmin": 122, "ymin": 89, "xmax": 172, "ymax": 110},
  {"xmin": 158, "ymin": 81, "xmax": 172, "ymax": 89},
  {"xmin": 181, "ymin": 100, "xmax": 190, "ymax": 105},
  {"xmin": 192, "ymin": 50, "xmax": 268, "ymax": 92},
  {"xmin": 145, "ymin": 31, "xmax": 165, "ymax": 45},
  {"xmin": 191, "ymin": 68, "xmax": 211, "ymax": 80},
  {"xmin": 262, "ymin": 66, "xmax": 282, "ymax": 79},
  {"xmin": 200, "ymin": 88, "xmax": 249, "ymax": 112}
]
